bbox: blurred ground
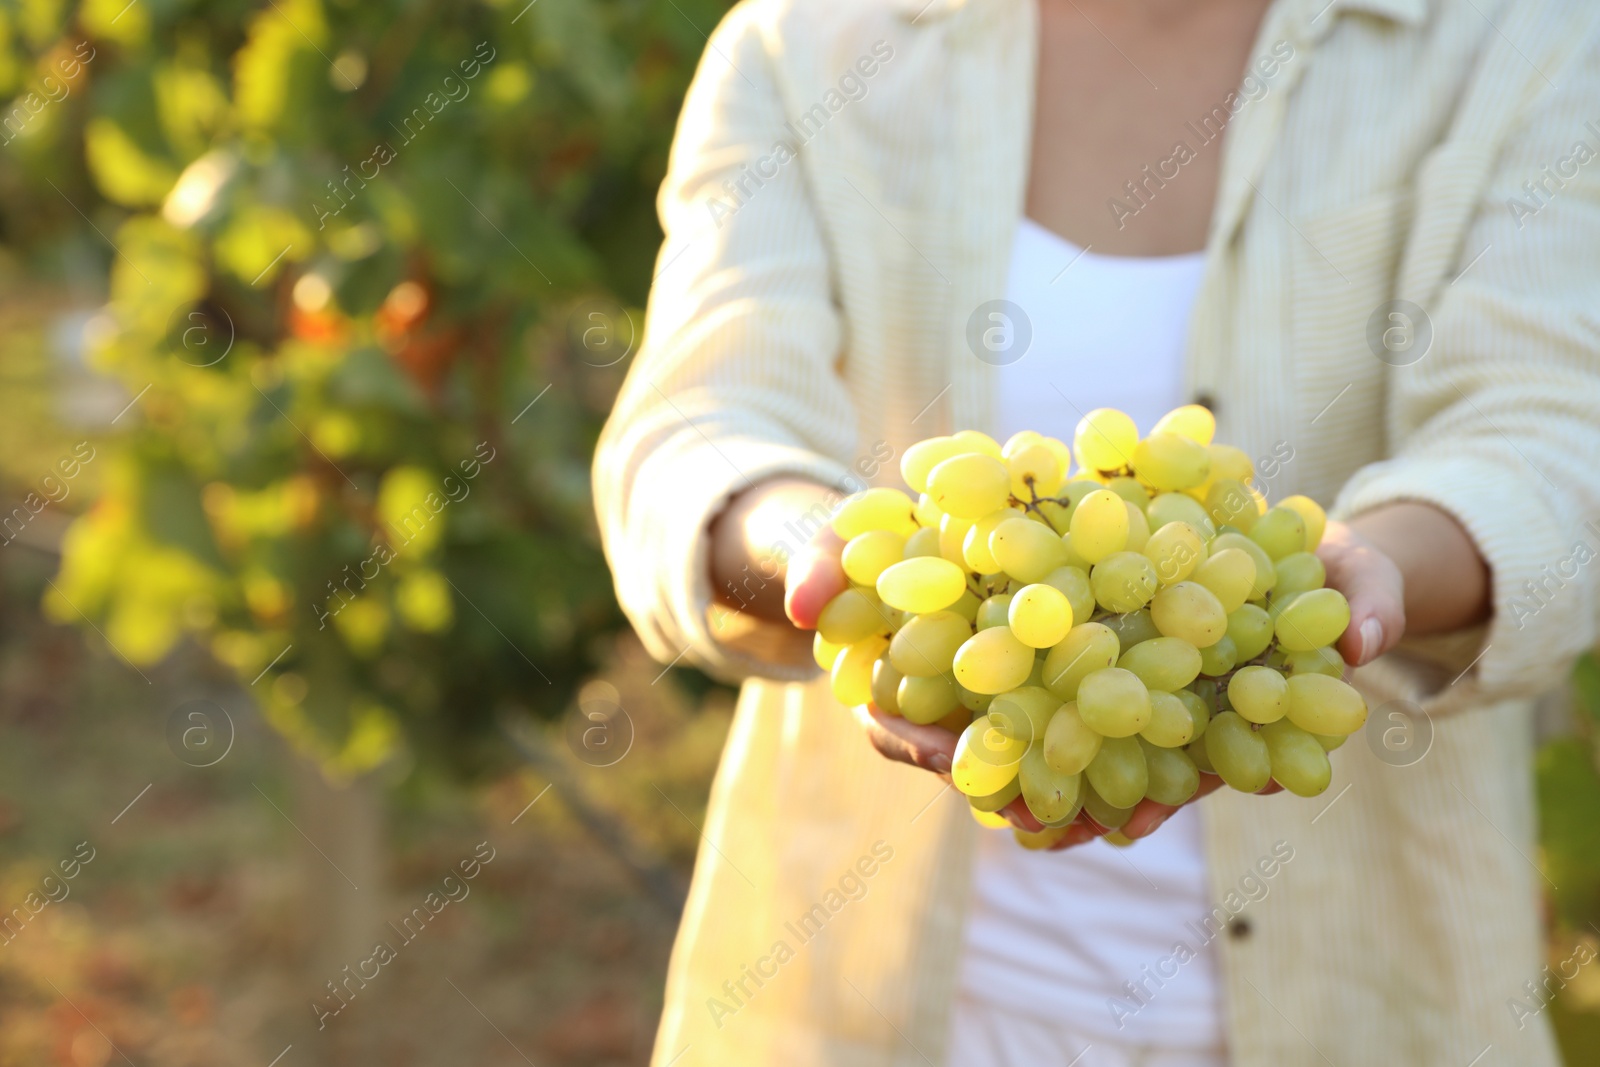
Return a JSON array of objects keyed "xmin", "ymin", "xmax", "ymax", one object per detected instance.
[{"xmin": 0, "ymin": 539, "xmax": 733, "ymax": 1067}]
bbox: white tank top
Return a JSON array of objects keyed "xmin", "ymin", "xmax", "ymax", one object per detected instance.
[{"xmin": 956, "ymin": 218, "xmax": 1224, "ymax": 1050}]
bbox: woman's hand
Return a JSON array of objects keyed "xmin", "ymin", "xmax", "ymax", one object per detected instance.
[{"xmin": 783, "ymin": 527, "xmax": 849, "ymax": 629}]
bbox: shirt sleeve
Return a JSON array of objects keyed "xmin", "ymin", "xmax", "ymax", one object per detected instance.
[
  {"xmin": 591, "ymin": 1, "xmax": 862, "ymax": 685},
  {"xmin": 1333, "ymin": 24, "xmax": 1600, "ymax": 717}
]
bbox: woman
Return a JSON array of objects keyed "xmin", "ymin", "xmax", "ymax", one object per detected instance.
[{"xmin": 594, "ymin": 0, "xmax": 1600, "ymax": 1063}]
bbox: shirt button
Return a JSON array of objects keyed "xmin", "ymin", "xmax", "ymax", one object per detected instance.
[
  {"xmin": 1228, "ymin": 918, "xmax": 1252, "ymax": 940},
  {"xmin": 1193, "ymin": 392, "xmax": 1218, "ymax": 413}
]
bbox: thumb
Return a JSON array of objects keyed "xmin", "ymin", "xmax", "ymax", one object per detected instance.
[
  {"xmin": 1321, "ymin": 538, "xmax": 1405, "ymax": 668},
  {"xmin": 784, "ymin": 531, "xmax": 847, "ymax": 629}
]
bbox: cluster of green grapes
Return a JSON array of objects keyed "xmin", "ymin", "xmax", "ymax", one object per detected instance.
[{"xmin": 811, "ymin": 405, "xmax": 1368, "ymax": 848}]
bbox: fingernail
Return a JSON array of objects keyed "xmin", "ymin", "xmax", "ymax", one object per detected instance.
[
  {"xmin": 928, "ymin": 754, "xmax": 952, "ymax": 775},
  {"xmin": 1148, "ymin": 813, "xmax": 1170, "ymax": 833},
  {"xmin": 1360, "ymin": 618, "xmax": 1384, "ymax": 662}
]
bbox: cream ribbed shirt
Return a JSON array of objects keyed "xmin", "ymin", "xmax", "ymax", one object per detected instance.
[{"xmin": 593, "ymin": 1, "xmax": 1600, "ymax": 1064}]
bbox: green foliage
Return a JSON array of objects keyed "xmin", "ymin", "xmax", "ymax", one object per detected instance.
[{"xmin": 0, "ymin": 0, "xmax": 732, "ymax": 777}]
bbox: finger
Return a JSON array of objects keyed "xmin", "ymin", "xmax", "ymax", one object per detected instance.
[
  {"xmin": 1257, "ymin": 780, "xmax": 1284, "ymax": 795},
  {"xmin": 1121, "ymin": 798, "xmax": 1179, "ymax": 839},
  {"xmin": 1320, "ymin": 544, "xmax": 1405, "ymax": 669},
  {"xmin": 784, "ymin": 531, "xmax": 847, "ymax": 629},
  {"xmin": 1000, "ymin": 795, "xmax": 1044, "ymax": 833},
  {"xmin": 852, "ymin": 704, "xmax": 957, "ymax": 777}
]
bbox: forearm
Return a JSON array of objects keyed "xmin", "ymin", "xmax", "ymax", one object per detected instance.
[
  {"xmin": 709, "ymin": 477, "xmax": 838, "ymax": 624},
  {"xmin": 1347, "ymin": 501, "xmax": 1491, "ymax": 636}
]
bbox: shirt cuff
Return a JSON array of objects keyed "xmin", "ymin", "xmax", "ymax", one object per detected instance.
[{"xmin": 1334, "ymin": 453, "xmax": 1594, "ymax": 717}]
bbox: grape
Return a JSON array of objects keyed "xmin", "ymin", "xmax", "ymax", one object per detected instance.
[
  {"xmin": 1226, "ymin": 604, "xmax": 1274, "ymax": 661},
  {"xmin": 953, "ymin": 626, "xmax": 1036, "ymax": 694},
  {"xmin": 871, "ymin": 657, "xmax": 903, "ymax": 714},
  {"xmin": 1086, "ymin": 735, "xmax": 1149, "ymax": 809},
  {"xmin": 1197, "ymin": 635, "xmax": 1238, "ymax": 676},
  {"xmin": 1313, "ymin": 731, "xmax": 1347, "ymax": 751},
  {"xmin": 1014, "ymin": 825, "xmax": 1074, "ymax": 849},
  {"xmin": 832, "ymin": 487, "xmax": 918, "ymax": 539},
  {"xmin": 1261, "ymin": 719, "xmax": 1332, "ymax": 797},
  {"xmin": 1192, "ymin": 547, "xmax": 1257, "ymax": 613},
  {"xmin": 1091, "ymin": 551, "xmax": 1160, "ymax": 613},
  {"xmin": 903, "ymin": 526, "xmax": 942, "ymax": 559},
  {"xmin": 1227, "ymin": 665, "xmax": 1289, "ymax": 724},
  {"xmin": 1024, "ymin": 656, "xmax": 1047, "ymax": 688},
  {"xmin": 1132, "ymin": 432, "xmax": 1211, "ymax": 491},
  {"xmin": 1278, "ymin": 494, "xmax": 1327, "ymax": 551},
  {"xmin": 958, "ymin": 682, "xmax": 995, "ymax": 713},
  {"xmin": 968, "ymin": 775, "xmax": 1022, "ymax": 814},
  {"xmin": 813, "ymin": 632, "xmax": 844, "ymax": 670},
  {"xmin": 1205, "ymin": 477, "xmax": 1258, "ymax": 533},
  {"xmin": 817, "ymin": 587, "xmax": 891, "ymax": 644},
  {"xmin": 1122, "ymin": 499, "xmax": 1152, "ymax": 554},
  {"xmin": 1040, "ymin": 566, "xmax": 1096, "ymax": 625},
  {"xmin": 1107, "ymin": 476, "xmax": 1151, "ymax": 509},
  {"xmin": 1210, "ymin": 532, "xmax": 1277, "ymax": 599},
  {"xmin": 988, "ymin": 686, "xmax": 1058, "ymax": 743},
  {"xmin": 1141, "ymin": 738, "xmax": 1201, "ymax": 805},
  {"xmin": 1204, "ymin": 711, "xmax": 1272, "ymax": 792},
  {"xmin": 1146, "ymin": 492, "xmax": 1217, "ymax": 538},
  {"xmin": 964, "ymin": 507, "xmax": 1026, "ymax": 572},
  {"xmin": 928, "ymin": 453, "xmax": 1012, "ymax": 520},
  {"xmin": 1009, "ymin": 584, "xmax": 1074, "ymax": 648},
  {"xmin": 1068, "ymin": 489, "xmax": 1130, "ymax": 564},
  {"xmin": 1188, "ymin": 736, "xmax": 1217, "ymax": 774},
  {"xmin": 897, "ymin": 673, "xmax": 963, "ymax": 724},
  {"xmin": 1020, "ymin": 743, "xmax": 1083, "ymax": 824},
  {"xmin": 990, "ymin": 517, "xmax": 1070, "ymax": 582},
  {"xmin": 1035, "ymin": 499, "xmax": 1073, "ymax": 532},
  {"xmin": 1152, "ymin": 403, "xmax": 1216, "ymax": 446},
  {"xmin": 949, "ymin": 589, "xmax": 983, "ymax": 623},
  {"xmin": 1002, "ymin": 430, "xmax": 1043, "ymax": 456},
  {"xmin": 1104, "ymin": 611, "xmax": 1161, "ymax": 650},
  {"xmin": 901, "ymin": 436, "xmax": 972, "ymax": 494},
  {"xmin": 1074, "ymin": 408, "xmax": 1138, "ymax": 472},
  {"xmin": 976, "ymin": 594, "xmax": 1014, "ymax": 631},
  {"xmin": 889, "ymin": 610, "xmax": 972, "ymax": 677},
  {"xmin": 831, "ymin": 635, "xmax": 889, "ymax": 705},
  {"xmin": 1006, "ymin": 442, "xmax": 1065, "ymax": 498},
  {"xmin": 951, "ymin": 429, "xmax": 1004, "ymax": 458},
  {"xmin": 1274, "ymin": 587, "xmax": 1351, "ymax": 651},
  {"xmin": 1117, "ymin": 636, "xmax": 1203, "ymax": 691},
  {"xmin": 971, "ymin": 805, "xmax": 1011, "ymax": 829},
  {"xmin": 1249, "ymin": 506, "xmax": 1308, "ymax": 559},
  {"xmin": 1207, "ymin": 443, "xmax": 1254, "ymax": 483},
  {"xmin": 1176, "ymin": 688, "xmax": 1211, "ymax": 740},
  {"xmin": 877, "ymin": 557, "xmax": 968, "ymax": 613},
  {"xmin": 914, "ymin": 491, "xmax": 944, "ymax": 527},
  {"xmin": 1076, "ymin": 667, "xmax": 1152, "ymax": 738},
  {"xmin": 1150, "ymin": 581, "xmax": 1228, "ymax": 647},
  {"xmin": 1041, "ymin": 623, "xmax": 1121, "ymax": 701},
  {"xmin": 1285, "ymin": 645, "xmax": 1345, "ymax": 678},
  {"xmin": 1082, "ymin": 781, "xmax": 1136, "ymax": 830},
  {"xmin": 1043, "ymin": 700, "xmax": 1103, "ymax": 775},
  {"xmin": 1144, "ymin": 521, "xmax": 1207, "ymax": 586},
  {"xmin": 1285, "ymin": 673, "xmax": 1368, "ymax": 735},
  {"xmin": 1140, "ymin": 690, "xmax": 1197, "ymax": 747},
  {"xmin": 841, "ymin": 530, "xmax": 907, "ymax": 585},
  {"xmin": 952, "ymin": 718, "xmax": 1028, "ymax": 796},
  {"xmin": 1272, "ymin": 552, "xmax": 1327, "ymax": 599},
  {"xmin": 938, "ymin": 514, "xmax": 975, "ymax": 564}
]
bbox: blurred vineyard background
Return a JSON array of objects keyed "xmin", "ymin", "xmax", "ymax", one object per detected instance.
[{"xmin": 0, "ymin": 0, "xmax": 1595, "ymax": 1064}]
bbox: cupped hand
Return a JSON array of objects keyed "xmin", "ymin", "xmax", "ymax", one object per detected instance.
[
  {"xmin": 1316, "ymin": 518, "xmax": 1407, "ymax": 668},
  {"xmin": 851, "ymin": 704, "xmax": 1274, "ymax": 849}
]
